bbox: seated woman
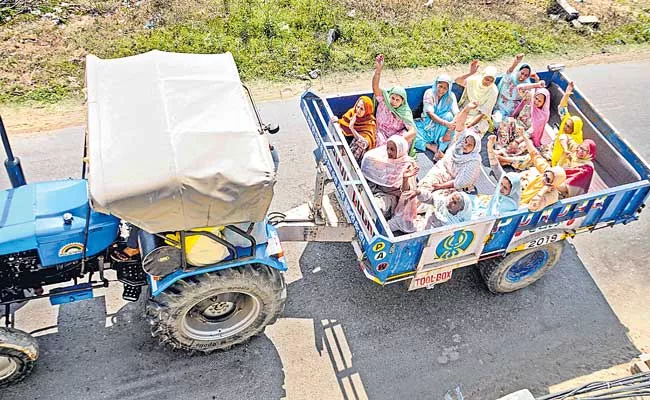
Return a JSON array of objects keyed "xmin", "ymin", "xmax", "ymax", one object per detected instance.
[
  {"xmin": 558, "ymin": 138, "xmax": 597, "ymax": 197},
  {"xmin": 372, "ymin": 54, "xmax": 417, "ymax": 149},
  {"xmin": 552, "ymin": 81, "xmax": 584, "ymax": 167},
  {"xmin": 388, "ymin": 107, "xmax": 481, "ymax": 233},
  {"xmin": 413, "ymin": 74, "xmax": 459, "ymax": 160},
  {"xmin": 338, "ymin": 95, "xmax": 377, "ymax": 163},
  {"xmin": 455, "ymin": 60, "xmax": 498, "ymax": 135},
  {"xmin": 498, "ymin": 128, "xmax": 565, "ymax": 212},
  {"xmin": 492, "ymin": 54, "xmax": 537, "ymax": 124},
  {"xmin": 473, "ymin": 135, "xmax": 523, "ymax": 217},
  {"xmin": 495, "ymin": 83, "xmax": 551, "ymax": 170},
  {"xmin": 418, "ymin": 102, "xmax": 482, "ymax": 193},
  {"xmin": 400, "ymin": 190, "xmax": 472, "ymax": 230},
  {"xmin": 422, "ymin": 190, "xmax": 473, "ymax": 229},
  {"xmin": 361, "ymin": 136, "xmax": 419, "ymax": 220}
]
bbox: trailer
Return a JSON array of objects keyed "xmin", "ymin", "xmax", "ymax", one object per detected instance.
[{"xmin": 294, "ymin": 65, "xmax": 650, "ymax": 293}]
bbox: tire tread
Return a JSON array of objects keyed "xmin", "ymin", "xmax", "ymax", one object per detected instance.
[
  {"xmin": 478, "ymin": 232, "xmax": 566, "ymax": 294},
  {"xmin": 147, "ymin": 264, "xmax": 285, "ymax": 353},
  {"xmin": 0, "ymin": 327, "xmax": 39, "ymax": 389}
]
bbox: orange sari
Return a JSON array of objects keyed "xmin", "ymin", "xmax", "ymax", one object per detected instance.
[{"xmin": 338, "ymin": 96, "xmax": 377, "ymax": 149}]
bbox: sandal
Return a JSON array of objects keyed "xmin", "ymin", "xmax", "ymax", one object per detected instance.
[{"xmin": 111, "ymin": 249, "xmax": 134, "ymax": 262}]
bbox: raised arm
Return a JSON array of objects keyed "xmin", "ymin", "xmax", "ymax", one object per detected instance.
[
  {"xmin": 516, "ymin": 80, "xmax": 545, "ymax": 97},
  {"xmin": 515, "ymin": 125, "xmax": 538, "ymax": 156},
  {"xmin": 515, "ymin": 127, "xmax": 551, "ymax": 174},
  {"xmin": 487, "ymin": 135, "xmax": 506, "ymax": 181},
  {"xmin": 559, "ymin": 81, "xmax": 574, "ymax": 109},
  {"xmin": 453, "ymin": 101, "xmax": 477, "ymax": 131},
  {"xmin": 372, "ymin": 54, "xmax": 384, "ymax": 98},
  {"xmin": 466, "ymin": 113, "xmax": 484, "ymax": 129},
  {"xmin": 455, "ymin": 59, "xmax": 480, "ymax": 87},
  {"xmin": 506, "ymin": 53, "xmax": 524, "ymax": 74},
  {"xmin": 400, "ymin": 162, "xmax": 419, "ymax": 192}
]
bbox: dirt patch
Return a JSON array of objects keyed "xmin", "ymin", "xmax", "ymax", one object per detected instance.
[
  {"xmin": 252, "ymin": 44, "xmax": 650, "ymax": 100},
  {"xmin": 0, "ymin": 99, "xmax": 85, "ymax": 134}
]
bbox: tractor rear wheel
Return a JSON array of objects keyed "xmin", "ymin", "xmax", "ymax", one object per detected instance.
[
  {"xmin": 0, "ymin": 327, "xmax": 39, "ymax": 389},
  {"xmin": 147, "ymin": 264, "xmax": 286, "ymax": 353}
]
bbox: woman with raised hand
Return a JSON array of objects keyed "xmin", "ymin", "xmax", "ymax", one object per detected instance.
[
  {"xmin": 492, "ymin": 53, "xmax": 538, "ymax": 124},
  {"xmin": 552, "ymin": 81, "xmax": 584, "ymax": 167},
  {"xmin": 372, "ymin": 54, "xmax": 417, "ymax": 150},
  {"xmin": 456, "ymin": 60, "xmax": 499, "ymax": 135},
  {"xmin": 417, "ymin": 102, "xmax": 483, "ymax": 193}
]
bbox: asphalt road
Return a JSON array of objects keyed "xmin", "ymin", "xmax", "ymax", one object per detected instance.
[{"xmin": 1, "ymin": 61, "xmax": 649, "ymax": 400}]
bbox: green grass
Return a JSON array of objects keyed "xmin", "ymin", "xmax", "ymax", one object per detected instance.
[
  {"xmin": 604, "ymin": 14, "xmax": 650, "ymax": 44},
  {"xmin": 1, "ymin": 0, "xmax": 650, "ymax": 104},
  {"xmin": 101, "ymin": 2, "xmax": 572, "ymax": 80}
]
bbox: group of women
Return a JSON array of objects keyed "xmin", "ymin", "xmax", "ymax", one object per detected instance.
[{"xmin": 337, "ymin": 54, "xmax": 598, "ymax": 234}]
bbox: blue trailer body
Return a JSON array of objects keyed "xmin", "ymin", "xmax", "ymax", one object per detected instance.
[{"xmin": 300, "ymin": 69, "xmax": 650, "ymax": 287}]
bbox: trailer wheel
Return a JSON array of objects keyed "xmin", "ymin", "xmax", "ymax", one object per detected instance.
[
  {"xmin": 147, "ymin": 264, "xmax": 286, "ymax": 353},
  {"xmin": 0, "ymin": 327, "xmax": 39, "ymax": 388},
  {"xmin": 478, "ymin": 233, "xmax": 566, "ymax": 294}
]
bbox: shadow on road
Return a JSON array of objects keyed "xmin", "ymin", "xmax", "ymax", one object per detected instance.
[
  {"xmin": 284, "ymin": 241, "xmax": 638, "ymax": 399},
  {"xmin": 1, "ymin": 241, "xmax": 637, "ymax": 400},
  {"xmin": 3, "ymin": 296, "xmax": 285, "ymax": 400}
]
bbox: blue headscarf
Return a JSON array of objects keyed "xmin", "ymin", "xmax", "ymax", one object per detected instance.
[
  {"xmin": 499, "ymin": 63, "xmax": 532, "ymax": 92},
  {"xmin": 431, "ymin": 74, "xmax": 458, "ymax": 117},
  {"xmin": 486, "ymin": 172, "xmax": 522, "ymax": 216}
]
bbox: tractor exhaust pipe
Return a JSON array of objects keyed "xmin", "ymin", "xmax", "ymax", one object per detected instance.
[{"xmin": 0, "ymin": 115, "xmax": 26, "ymax": 188}]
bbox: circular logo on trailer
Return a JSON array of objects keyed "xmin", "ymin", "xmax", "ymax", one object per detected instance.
[
  {"xmin": 58, "ymin": 243, "xmax": 84, "ymax": 257},
  {"xmin": 372, "ymin": 242, "xmax": 386, "ymax": 252},
  {"xmin": 376, "ymin": 262, "xmax": 388, "ymax": 272},
  {"xmin": 374, "ymin": 251, "xmax": 386, "ymax": 261},
  {"xmin": 435, "ymin": 230, "xmax": 475, "ymax": 260}
]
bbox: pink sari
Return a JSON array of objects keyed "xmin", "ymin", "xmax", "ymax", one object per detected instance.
[{"xmin": 513, "ymin": 88, "xmax": 550, "ymax": 147}]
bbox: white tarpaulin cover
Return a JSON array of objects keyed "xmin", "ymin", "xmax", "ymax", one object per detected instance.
[{"xmin": 86, "ymin": 51, "xmax": 276, "ymax": 233}]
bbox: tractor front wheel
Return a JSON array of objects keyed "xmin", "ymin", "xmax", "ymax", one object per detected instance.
[
  {"xmin": 147, "ymin": 264, "xmax": 286, "ymax": 353},
  {"xmin": 0, "ymin": 327, "xmax": 39, "ymax": 389}
]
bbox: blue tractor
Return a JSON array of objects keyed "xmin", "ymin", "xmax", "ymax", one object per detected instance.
[{"xmin": 0, "ymin": 51, "xmax": 287, "ymax": 387}]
